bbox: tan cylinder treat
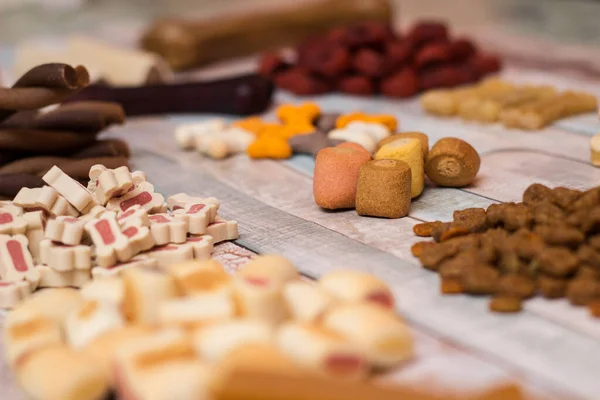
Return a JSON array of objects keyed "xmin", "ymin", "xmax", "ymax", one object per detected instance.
[
  {"xmin": 425, "ymin": 137, "xmax": 480, "ymax": 187},
  {"xmin": 356, "ymin": 160, "xmax": 411, "ymax": 219},
  {"xmin": 376, "ymin": 132, "xmax": 429, "ymax": 159}
]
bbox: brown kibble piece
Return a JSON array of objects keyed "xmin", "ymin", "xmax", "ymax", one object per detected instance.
[
  {"xmin": 534, "ymin": 225, "xmax": 585, "ymax": 248},
  {"xmin": 410, "ymin": 241, "xmax": 437, "ymax": 258},
  {"xmin": 537, "ymin": 275, "xmax": 567, "ymax": 298},
  {"xmin": 418, "ymin": 242, "xmax": 459, "ymax": 271},
  {"xmin": 453, "ymin": 207, "xmax": 487, "ymax": 233},
  {"xmin": 485, "ymin": 203, "xmax": 505, "ymax": 227},
  {"xmin": 576, "ymin": 265, "xmax": 600, "ymax": 280},
  {"xmin": 590, "ymin": 300, "xmax": 600, "ymax": 318},
  {"xmin": 552, "ymin": 186, "xmax": 582, "ymax": 210},
  {"xmin": 566, "ymin": 279, "xmax": 600, "ymax": 306},
  {"xmin": 425, "ymin": 137, "xmax": 480, "ymax": 187},
  {"xmin": 430, "ymin": 222, "xmax": 453, "ymax": 242},
  {"xmin": 461, "ymin": 264, "xmax": 500, "ymax": 295},
  {"xmin": 355, "ymin": 159, "xmax": 412, "ymax": 219},
  {"xmin": 439, "ymin": 226, "xmax": 470, "ymax": 242},
  {"xmin": 522, "ymin": 183, "xmax": 554, "ymax": 206},
  {"xmin": 497, "ymin": 274, "xmax": 536, "ymax": 299},
  {"xmin": 439, "ymin": 251, "xmax": 480, "ymax": 280},
  {"xmin": 577, "ymin": 245, "xmax": 600, "ymax": 269},
  {"xmin": 538, "ymin": 247, "xmax": 579, "ymax": 277},
  {"xmin": 413, "ymin": 221, "xmax": 439, "ymax": 237},
  {"xmin": 489, "ymin": 295, "xmax": 522, "ymax": 313},
  {"xmin": 440, "ymin": 278, "xmax": 463, "ymax": 294},
  {"xmin": 569, "ymin": 187, "xmax": 600, "ymax": 212},
  {"xmin": 501, "ymin": 203, "xmax": 533, "ymax": 232},
  {"xmin": 532, "ymin": 202, "xmax": 564, "ymax": 226},
  {"xmin": 376, "ymin": 132, "xmax": 429, "ymax": 159}
]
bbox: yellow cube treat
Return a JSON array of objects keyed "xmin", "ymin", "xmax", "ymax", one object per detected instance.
[
  {"xmin": 375, "ymin": 138, "xmax": 424, "ymax": 198},
  {"xmin": 590, "ymin": 134, "xmax": 600, "ymax": 167}
]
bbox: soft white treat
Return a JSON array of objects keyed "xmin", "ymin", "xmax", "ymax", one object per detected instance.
[
  {"xmin": 11, "ymin": 287, "xmax": 83, "ymax": 324},
  {"xmin": 142, "ymin": 242, "xmax": 194, "ymax": 268},
  {"xmin": 175, "ymin": 119, "xmax": 227, "ymax": 150},
  {"xmin": 173, "ymin": 201, "xmax": 218, "ymax": 235},
  {"xmin": 148, "ymin": 213, "xmax": 187, "ymax": 245},
  {"xmin": 205, "ymin": 217, "xmax": 239, "ymax": 244},
  {"xmin": 185, "ymin": 235, "xmax": 214, "ymax": 261},
  {"xmin": 328, "ymin": 128, "xmax": 377, "ymax": 153},
  {"xmin": 345, "ymin": 121, "xmax": 391, "ymax": 143},
  {"xmin": 39, "ymin": 239, "xmax": 92, "ymax": 271},
  {"xmin": 122, "ymin": 268, "xmax": 177, "ymax": 323},
  {"xmin": 283, "ymin": 281, "xmax": 335, "ymax": 322},
  {"xmin": 42, "ymin": 165, "xmax": 95, "ymax": 212},
  {"xmin": 167, "ymin": 259, "xmax": 231, "ymax": 296},
  {"xmin": 193, "ymin": 126, "xmax": 255, "ymax": 159},
  {"xmin": 106, "ymin": 182, "xmax": 164, "ymax": 214},
  {"xmin": 90, "ymin": 256, "xmax": 157, "ymax": 280},
  {"xmin": 0, "ymin": 211, "xmax": 27, "ymax": 235},
  {"xmin": 158, "ymin": 290, "xmax": 235, "ymax": 328},
  {"xmin": 78, "ymin": 205, "xmax": 115, "ymax": 223},
  {"xmin": 0, "ymin": 234, "xmax": 40, "ymax": 287},
  {"xmin": 88, "ymin": 164, "xmax": 135, "ymax": 205},
  {"xmin": 238, "ymin": 254, "xmax": 299, "ymax": 286},
  {"xmin": 318, "ymin": 270, "xmax": 395, "ymax": 309},
  {"xmin": 80, "ymin": 277, "xmax": 124, "ymax": 307},
  {"xmin": 167, "ymin": 193, "xmax": 220, "ymax": 212},
  {"xmin": 85, "ymin": 214, "xmax": 132, "ymax": 267},
  {"xmin": 116, "ymin": 204, "xmax": 150, "ymax": 228},
  {"xmin": 13, "ymin": 186, "xmax": 78, "ymax": 217},
  {"xmin": 44, "ymin": 216, "xmax": 85, "ymax": 245},
  {"xmin": 65, "ymin": 299, "xmax": 125, "ymax": 348},
  {"xmin": 37, "ymin": 266, "xmax": 92, "ymax": 289},
  {"xmin": 233, "ymin": 275, "xmax": 289, "ymax": 325},
  {"xmin": 0, "ymin": 280, "xmax": 32, "ymax": 309},
  {"xmin": 22, "ymin": 211, "xmax": 46, "ymax": 263},
  {"xmin": 120, "ymin": 223, "xmax": 155, "ymax": 255}
]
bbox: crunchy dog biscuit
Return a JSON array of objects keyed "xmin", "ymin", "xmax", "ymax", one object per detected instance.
[
  {"xmin": 319, "ymin": 270, "xmax": 395, "ymax": 309},
  {"xmin": 22, "ymin": 211, "xmax": 45, "ymax": 264},
  {"xmin": 13, "ymin": 186, "xmax": 78, "ymax": 217},
  {"xmin": 148, "ymin": 213, "xmax": 187, "ymax": 245},
  {"xmin": 116, "ymin": 204, "xmax": 150, "ymax": 227},
  {"xmin": 425, "ymin": 137, "xmax": 480, "ymax": 187},
  {"xmin": 65, "ymin": 299, "xmax": 125, "ymax": 348},
  {"xmin": 42, "ymin": 165, "xmax": 95, "ymax": 212},
  {"xmin": 121, "ymin": 224, "xmax": 155, "ymax": 255},
  {"xmin": 175, "ymin": 119, "xmax": 227, "ymax": 150},
  {"xmin": 80, "ymin": 277, "xmax": 124, "ymax": 307},
  {"xmin": 186, "ymin": 234, "xmax": 214, "ymax": 261},
  {"xmin": 39, "ymin": 239, "xmax": 92, "ymax": 271},
  {"xmin": 90, "ymin": 256, "xmax": 157, "ymax": 280},
  {"xmin": 0, "ymin": 280, "xmax": 32, "ymax": 309},
  {"xmin": 37, "ymin": 266, "xmax": 92, "ymax": 288},
  {"xmin": 88, "ymin": 164, "xmax": 135, "ymax": 205},
  {"xmin": 283, "ymin": 281, "xmax": 336, "ymax": 323},
  {"xmin": 106, "ymin": 181, "xmax": 164, "ymax": 214},
  {"xmin": 44, "ymin": 216, "xmax": 85, "ymax": 245},
  {"xmin": 344, "ymin": 121, "xmax": 391, "ymax": 143},
  {"xmin": 172, "ymin": 201, "xmax": 218, "ymax": 234},
  {"xmin": 375, "ymin": 137, "xmax": 424, "ymax": 198},
  {"xmin": 328, "ymin": 128, "xmax": 376, "ymax": 153},
  {"xmin": 167, "ymin": 259, "xmax": 230, "ymax": 296},
  {"xmin": 142, "ymin": 242, "xmax": 194, "ymax": 268},
  {"xmin": 0, "ymin": 211, "xmax": 27, "ymax": 235},
  {"xmin": 376, "ymin": 131, "xmax": 429, "ymax": 159},
  {"xmin": 158, "ymin": 290, "xmax": 236, "ymax": 328},
  {"xmin": 0, "ymin": 234, "xmax": 40, "ymax": 287},
  {"xmin": 167, "ymin": 193, "xmax": 220, "ymax": 211},
  {"xmin": 77, "ymin": 204, "xmax": 114, "ymax": 222},
  {"xmin": 206, "ymin": 216, "xmax": 239, "ymax": 243},
  {"xmin": 85, "ymin": 215, "xmax": 132, "ymax": 267},
  {"xmin": 121, "ymin": 267, "xmax": 177, "ymax": 323}
]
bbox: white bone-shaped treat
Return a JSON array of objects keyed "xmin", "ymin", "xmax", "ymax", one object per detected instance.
[
  {"xmin": 65, "ymin": 299, "xmax": 125, "ymax": 348},
  {"xmin": 13, "ymin": 186, "xmax": 78, "ymax": 217},
  {"xmin": 39, "ymin": 239, "xmax": 92, "ymax": 271},
  {"xmin": 22, "ymin": 211, "xmax": 46, "ymax": 264},
  {"xmin": 85, "ymin": 215, "xmax": 132, "ymax": 267},
  {"xmin": 185, "ymin": 235, "xmax": 214, "ymax": 261},
  {"xmin": 174, "ymin": 119, "xmax": 227, "ymax": 150},
  {"xmin": 0, "ymin": 213, "xmax": 27, "ymax": 235},
  {"xmin": 173, "ymin": 202, "xmax": 218, "ymax": 235},
  {"xmin": 120, "ymin": 224, "xmax": 155, "ymax": 254},
  {"xmin": 116, "ymin": 205, "xmax": 150, "ymax": 227},
  {"xmin": 148, "ymin": 213, "xmax": 187, "ymax": 245},
  {"xmin": 42, "ymin": 165, "xmax": 96, "ymax": 212},
  {"xmin": 0, "ymin": 280, "xmax": 32, "ymax": 309},
  {"xmin": 0, "ymin": 234, "xmax": 40, "ymax": 287},
  {"xmin": 131, "ymin": 170, "xmax": 147, "ymax": 185},
  {"xmin": 44, "ymin": 216, "xmax": 85, "ymax": 245},
  {"xmin": 106, "ymin": 182, "xmax": 164, "ymax": 214},
  {"xmin": 77, "ymin": 205, "xmax": 115, "ymax": 223},
  {"xmin": 167, "ymin": 259, "xmax": 230, "ymax": 296},
  {"xmin": 232, "ymin": 273, "xmax": 289, "ymax": 325},
  {"xmin": 194, "ymin": 127, "xmax": 255, "ymax": 159},
  {"xmin": 328, "ymin": 128, "xmax": 377, "ymax": 153},
  {"xmin": 205, "ymin": 216, "xmax": 238, "ymax": 244},
  {"xmin": 37, "ymin": 266, "xmax": 91, "ymax": 288},
  {"xmin": 142, "ymin": 242, "xmax": 194, "ymax": 269},
  {"xmin": 121, "ymin": 268, "xmax": 177, "ymax": 323},
  {"xmin": 88, "ymin": 164, "xmax": 135, "ymax": 205},
  {"xmin": 167, "ymin": 193, "xmax": 220, "ymax": 212},
  {"xmin": 283, "ymin": 281, "xmax": 336, "ymax": 323},
  {"xmin": 345, "ymin": 121, "xmax": 391, "ymax": 143},
  {"xmin": 80, "ymin": 277, "xmax": 124, "ymax": 307},
  {"xmin": 318, "ymin": 270, "xmax": 395, "ymax": 309},
  {"xmin": 90, "ymin": 256, "xmax": 157, "ymax": 280},
  {"xmin": 157, "ymin": 290, "xmax": 235, "ymax": 327},
  {"xmin": 0, "ymin": 202, "xmax": 23, "ymax": 217}
]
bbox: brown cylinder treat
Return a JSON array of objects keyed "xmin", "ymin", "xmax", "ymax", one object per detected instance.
[
  {"xmin": 0, "ymin": 129, "xmax": 96, "ymax": 152},
  {"xmin": 425, "ymin": 137, "xmax": 480, "ymax": 187},
  {"xmin": 336, "ymin": 141, "xmax": 371, "ymax": 156},
  {"xmin": 376, "ymin": 132, "xmax": 429, "ymax": 159},
  {"xmin": 356, "ymin": 159, "xmax": 411, "ymax": 218},
  {"xmin": 0, "ymin": 173, "xmax": 45, "ymax": 197},
  {"xmin": 313, "ymin": 147, "xmax": 371, "ymax": 210},
  {"xmin": 72, "ymin": 139, "xmax": 131, "ymax": 159},
  {"xmin": 29, "ymin": 101, "xmax": 125, "ymax": 133}
]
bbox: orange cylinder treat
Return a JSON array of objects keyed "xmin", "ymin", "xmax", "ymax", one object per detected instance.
[
  {"xmin": 336, "ymin": 142, "xmax": 371, "ymax": 156},
  {"xmin": 313, "ymin": 147, "xmax": 372, "ymax": 210}
]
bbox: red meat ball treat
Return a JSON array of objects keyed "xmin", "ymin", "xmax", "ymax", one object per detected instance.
[
  {"xmin": 337, "ymin": 75, "xmax": 375, "ymax": 96},
  {"xmin": 352, "ymin": 49, "xmax": 386, "ymax": 78},
  {"xmin": 331, "ymin": 22, "xmax": 395, "ymax": 49},
  {"xmin": 453, "ymin": 63, "xmax": 480, "ymax": 85},
  {"xmin": 258, "ymin": 53, "xmax": 288, "ymax": 78},
  {"xmin": 419, "ymin": 66, "xmax": 461, "ymax": 90},
  {"xmin": 406, "ymin": 21, "xmax": 448, "ymax": 47},
  {"xmin": 384, "ymin": 41, "xmax": 413, "ymax": 70},
  {"xmin": 305, "ymin": 45, "xmax": 351, "ymax": 78},
  {"xmin": 274, "ymin": 68, "xmax": 330, "ymax": 95},
  {"xmin": 450, "ymin": 39, "xmax": 477, "ymax": 62},
  {"xmin": 414, "ymin": 43, "xmax": 453, "ymax": 69},
  {"xmin": 380, "ymin": 68, "xmax": 419, "ymax": 98},
  {"xmin": 470, "ymin": 53, "xmax": 502, "ymax": 75}
]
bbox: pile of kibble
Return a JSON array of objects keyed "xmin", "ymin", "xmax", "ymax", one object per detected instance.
[
  {"xmin": 258, "ymin": 20, "xmax": 501, "ymax": 97},
  {"xmin": 412, "ymin": 183, "xmax": 600, "ymax": 317}
]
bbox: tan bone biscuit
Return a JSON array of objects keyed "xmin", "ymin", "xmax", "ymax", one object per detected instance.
[
  {"xmin": 148, "ymin": 213, "xmax": 187, "ymax": 244},
  {"xmin": 88, "ymin": 164, "xmax": 135, "ymax": 205},
  {"xmin": 43, "ymin": 165, "xmax": 95, "ymax": 212},
  {"xmin": 39, "ymin": 239, "xmax": 92, "ymax": 271},
  {"xmin": 106, "ymin": 181, "xmax": 164, "ymax": 214},
  {"xmin": 44, "ymin": 216, "xmax": 85, "ymax": 245},
  {"xmin": 206, "ymin": 216, "xmax": 238, "ymax": 244}
]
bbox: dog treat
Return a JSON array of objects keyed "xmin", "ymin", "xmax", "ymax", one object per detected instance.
[
  {"xmin": 66, "ymin": 74, "xmax": 275, "ymax": 116},
  {"xmin": 328, "ymin": 128, "xmax": 376, "ymax": 153},
  {"xmin": 141, "ymin": 0, "xmax": 392, "ymax": 70},
  {"xmin": 206, "ymin": 217, "xmax": 239, "ymax": 244},
  {"xmin": 0, "ymin": 234, "xmax": 40, "ymax": 287},
  {"xmin": 239, "ymin": 254, "xmax": 299, "ymax": 285},
  {"xmin": 85, "ymin": 215, "xmax": 133, "ymax": 267},
  {"xmin": 158, "ymin": 290, "xmax": 236, "ymax": 328},
  {"xmin": 315, "ymin": 113, "xmax": 342, "ymax": 133},
  {"xmin": 37, "ymin": 265, "xmax": 92, "ymax": 288},
  {"xmin": 175, "ymin": 119, "xmax": 227, "ymax": 150},
  {"xmin": 13, "ymin": 186, "xmax": 79, "ymax": 217},
  {"xmin": 313, "ymin": 147, "xmax": 372, "ymax": 209},
  {"xmin": 376, "ymin": 132, "xmax": 429, "ymax": 159},
  {"xmin": 167, "ymin": 193, "xmax": 218, "ymax": 211},
  {"xmin": 0, "ymin": 280, "xmax": 32, "ymax": 309},
  {"xmin": 122, "ymin": 267, "xmax": 177, "ymax": 323},
  {"xmin": 172, "ymin": 201, "xmax": 218, "ymax": 235},
  {"xmin": 356, "ymin": 159, "xmax": 412, "ymax": 219},
  {"xmin": 148, "ymin": 213, "xmax": 188, "ymax": 245},
  {"xmin": 591, "ymin": 133, "xmax": 600, "ymax": 167},
  {"xmin": 142, "ymin": 242, "xmax": 195, "ymax": 267},
  {"xmin": 343, "ymin": 121, "xmax": 391, "ymax": 143},
  {"xmin": 88, "ymin": 164, "xmax": 134, "ymax": 205},
  {"xmin": 375, "ymin": 138, "xmax": 424, "ymax": 198},
  {"xmin": 425, "ymin": 137, "xmax": 480, "ymax": 187},
  {"xmin": 319, "ymin": 269, "xmax": 394, "ymax": 309},
  {"xmin": 90, "ymin": 256, "xmax": 157, "ymax": 281},
  {"xmin": 167, "ymin": 259, "xmax": 230, "ymax": 296},
  {"xmin": 0, "ymin": 156, "xmax": 129, "ymax": 180},
  {"xmin": 0, "ymin": 128, "xmax": 96, "ymax": 153},
  {"xmin": 121, "ymin": 223, "xmax": 155, "ymax": 255},
  {"xmin": 72, "ymin": 139, "xmax": 130, "ymax": 159},
  {"xmin": 39, "ymin": 239, "xmax": 92, "ymax": 271},
  {"xmin": 283, "ymin": 281, "xmax": 336, "ymax": 323},
  {"xmin": 42, "ymin": 165, "xmax": 95, "ymax": 212},
  {"xmin": 64, "ymin": 299, "xmax": 125, "ymax": 348},
  {"xmin": 44, "ymin": 216, "xmax": 85, "ymax": 245},
  {"xmin": 0, "ymin": 210, "xmax": 27, "ymax": 235},
  {"xmin": 106, "ymin": 181, "xmax": 164, "ymax": 214}
]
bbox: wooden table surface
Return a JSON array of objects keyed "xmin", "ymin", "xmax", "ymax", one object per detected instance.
[{"xmin": 3, "ymin": 2, "xmax": 600, "ymax": 399}]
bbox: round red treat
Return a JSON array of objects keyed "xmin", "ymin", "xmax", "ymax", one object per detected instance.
[
  {"xmin": 331, "ymin": 22, "xmax": 395, "ymax": 49},
  {"xmin": 274, "ymin": 68, "xmax": 330, "ymax": 95},
  {"xmin": 337, "ymin": 75, "xmax": 375, "ymax": 96},
  {"xmin": 450, "ymin": 39, "xmax": 477, "ymax": 62},
  {"xmin": 380, "ymin": 68, "xmax": 419, "ymax": 98},
  {"xmin": 419, "ymin": 66, "xmax": 461, "ymax": 90},
  {"xmin": 305, "ymin": 45, "xmax": 351, "ymax": 78},
  {"xmin": 352, "ymin": 48, "xmax": 386, "ymax": 77},
  {"xmin": 258, "ymin": 52, "xmax": 288, "ymax": 77},
  {"xmin": 453, "ymin": 63, "xmax": 480, "ymax": 85},
  {"xmin": 406, "ymin": 21, "xmax": 448, "ymax": 47},
  {"xmin": 470, "ymin": 53, "xmax": 502, "ymax": 75},
  {"xmin": 384, "ymin": 40, "xmax": 413, "ymax": 70},
  {"xmin": 414, "ymin": 43, "xmax": 453, "ymax": 69}
]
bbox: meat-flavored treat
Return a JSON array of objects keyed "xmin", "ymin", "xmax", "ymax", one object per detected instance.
[
  {"xmin": 13, "ymin": 186, "xmax": 78, "ymax": 217},
  {"xmin": 120, "ymin": 223, "xmax": 155, "ymax": 255},
  {"xmin": 0, "ymin": 234, "xmax": 40, "ymax": 287},
  {"xmin": 116, "ymin": 204, "xmax": 150, "ymax": 228},
  {"xmin": 22, "ymin": 211, "xmax": 46, "ymax": 263},
  {"xmin": 318, "ymin": 270, "xmax": 394, "ymax": 309},
  {"xmin": 206, "ymin": 216, "xmax": 239, "ymax": 244},
  {"xmin": 44, "ymin": 215, "xmax": 85, "ymax": 245},
  {"xmin": 167, "ymin": 259, "xmax": 229, "ymax": 296},
  {"xmin": 174, "ymin": 119, "xmax": 227, "ymax": 150},
  {"xmin": 121, "ymin": 267, "xmax": 177, "ymax": 323},
  {"xmin": 142, "ymin": 242, "xmax": 195, "ymax": 267},
  {"xmin": 173, "ymin": 201, "xmax": 219, "ymax": 234},
  {"xmin": 167, "ymin": 193, "xmax": 220, "ymax": 212},
  {"xmin": 77, "ymin": 204, "xmax": 114, "ymax": 222},
  {"xmin": 275, "ymin": 322, "xmax": 368, "ymax": 379},
  {"xmin": 323, "ymin": 303, "xmax": 413, "ymax": 368},
  {"xmin": 185, "ymin": 234, "xmax": 214, "ymax": 261},
  {"xmin": 106, "ymin": 181, "xmax": 164, "ymax": 214},
  {"xmin": 42, "ymin": 165, "xmax": 95, "ymax": 212},
  {"xmin": 88, "ymin": 164, "xmax": 134, "ymax": 205},
  {"xmin": 80, "ymin": 276, "xmax": 124, "ymax": 307},
  {"xmin": 233, "ymin": 273, "xmax": 290, "ymax": 325},
  {"xmin": 90, "ymin": 256, "xmax": 157, "ymax": 280},
  {"xmin": 0, "ymin": 211, "xmax": 27, "ymax": 235},
  {"xmin": 64, "ymin": 299, "xmax": 125, "ymax": 348},
  {"xmin": 11, "ymin": 287, "xmax": 83, "ymax": 324},
  {"xmin": 39, "ymin": 239, "xmax": 92, "ymax": 271},
  {"xmin": 37, "ymin": 266, "xmax": 92, "ymax": 288},
  {"xmin": 193, "ymin": 319, "xmax": 273, "ymax": 362},
  {"xmin": 158, "ymin": 290, "xmax": 236, "ymax": 328},
  {"xmin": 238, "ymin": 255, "xmax": 299, "ymax": 286},
  {"xmin": 148, "ymin": 213, "xmax": 187, "ymax": 245},
  {"xmin": 283, "ymin": 281, "xmax": 336, "ymax": 322},
  {"xmin": 0, "ymin": 280, "xmax": 32, "ymax": 309},
  {"xmin": 85, "ymin": 215, "xmax": 133, "ymax": 267}
]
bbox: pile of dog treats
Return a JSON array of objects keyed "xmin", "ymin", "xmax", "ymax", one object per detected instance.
[
  {"xmin": 260, "ymin": 20, "xmax": 501, "ymax": 97},
  {"xmin": 421, "ymin": 78, "xmax": 598, "ymax": 130},
  {"xmin": 412, "ymin": 183, "xmax": 600, "ymax": 316},
  {"xmin": 0, "ymin": 163, "xmax": 239, "ymax": 309},
  {"xmin": 0, "ymin": 63, "xmax": 129, "ymax": 198}
]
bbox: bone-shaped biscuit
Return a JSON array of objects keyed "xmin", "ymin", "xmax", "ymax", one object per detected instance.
[
  {"xmin": 85, "ymin": 215, "xmax": 132, "ymax": 267},
  {"xmin": 0, "ymin": 212, "xmax": 27, "ymax": 235},
  {"xmin": 233, "ymin": 273, "xmax": 290, "ymax": 325},
  {"xmin": 0, "ymin": 280, "xmax": 32, "ymax": 309},
  {"xmin": 328, "ymin": 128, "xmax": 376, "ymax": 153},
  {"xmin": 39, "ymin": 239, "xmax": 92, "ymax": 271},
  {"xmin": 318, "ymin": 270, "xmax": 395, "ymax": 309},
  {"xmin": 116, "ymin": 205, "xmax": 150, "ymax": 227},
  {"xmin": 80, "ymin": 277, "xmax": 124, "ymax": 308},
  {"xmin": 148, "ymin": 213, "xmax": 187, "ymax": 244},
  {"xmin": 121, "ymin": 224, "xmax": 155, "ymax": 254},
  {"xmin": 206, "ymin": 216, "xmax": 238, "ymax": 244},
  {"xmin": 141, "ymin": 242, "xmax": 194, "ymax": 269},
  {"xmin": 22, "ymin": 211, "xmax": 46, "ymax": 264},
  {"xmin": 174, "ymin": 119, "xmax": 227, "ymax": 150},
  {"xmin": 194, "ymin": 126, "xmax": 255, "ymax": 159},
  {"xmin": 90, "ymin": 256, "xmax": 157, "ymax": 280},
  {"xmin": 121, "ymin": 268, "xmax": 177, "ymax": 323},
  {"xmin": 37, "ymin": 265, "xmax": 92, "ymax": 288},
  {"xmin": 167, "ymin": 259, "xmax": 230, "ymax": 296},
  {"xmin": 13, "ymin": 186, "xmax": 79, "ymax": 217},
  {"xmin": 158, "ymin": 290, "xmax": 235, "ymax": 328},
  {"xmin": 283, "ymin": 281, "xmax": 336, "ymax": 323},
  {"xmin": 65, "ymin": 299, "xmax": 125, "ymax": 348},
  {"xmin": 0, "ymin": 234, "xmax": 41, "ymax": 287},
  {"xmin": 344, "ymin": 121, "xmax": 391, "ymax": 143},
  {"xmin": 106, "ymin": 182, "xmax": 165, "ymax": 214},
  {"xmin": 167, "ymin": 193, "xmax": 220, "ymax": 212},
  {"xmin": 88, "ymin": 164, "xmax": 135, "ymax": 205},
  {"xmin": 173, "ymin": 202, "xmax": 218, "ymax": 234},
  {"xmin": 45, "ymin": 216, "xmax": 85, "ymax": 245},
  {"xmin": 185, "ymin": 235, "xmax": 214, "ymax": 261},
  {"xmin": 78, "ymin": 204, "xmax": 115, "ymax": 223},
  {"xmin": 0, "ymin": 202, "xmax": 23, "ymax": 217},
  {"xmin": 43, "ymin": 165, "xmax": 96, "ymax": 212}
]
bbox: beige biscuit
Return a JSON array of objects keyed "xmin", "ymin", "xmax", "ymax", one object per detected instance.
[
  {"xmin": 0, "ymin": 280, "xmax": 32, "ymax": 309},
  {"xmin": 22, "ymin": 210, "xmax": 46, "ymax": 231},
  {"xmin": 233, "ymin": 275, "xmax": 290, "ymax": 325},
  {"xmin": 186, "ymin": 234, "xmax": 214, "ymax": 261},
  {"xmin": 65, "ymin": 299, "xmax": 125, "ymax": 348},
  {"xmin": 318, "ymin": 270, "xmax": 395, "ymax": 309},
  {"xmin": 44, "ymin": 215, "xmax": 85, "ymax": 245},
  {"xmin": 194, "ymin": 127, "xmax": 255, "ymax": 159},
  {"xmin": 142, "ymin": 242, "xmax": 195, "ymax": 269},
  {"xmin": 275, "ymin": 322, "xmax": 368, "ymax": 379},
  {"xmin": 43, "ymin": 165, "xmax": 96, "ymax": 212},
  {"xmin": 90, "ymin": 256, "xmax": 157, "ymax": 280},
  {"xmin": 173, "ymin": 201, "xmax": 218, "ymax": 234},
  {"xmin": 167, "ymin": 193, "xmax": 220, "ymax": 212},
  {"xmin": 122, "ymin": 267, "xmax": 177, "ymax": 323},
  {"xmin": 106, "ymin": 181, "xmax": 165, "ymax": 214},
  {"xmin": 206, "ymin": 216, "xmax": 238, "ymax": 243},
  {"xmin": 0, "ymin": 234, "xmax": 40, "ymax": 287},
  {"xmin": 167, "ymin": 259, "xmax": 230, "ymax": 296},
  {"xmin": 148, "ymin": 213, "xmax": 188, "ymax": 244},
  {"xmin": 193, "ymin": 320, "xmax": 273, "ymax": 362},
  {"xmin": 12, "ymin": 287, "xmax": 83, "ymax": 324},
  {"xmin": 120, "ymin": 224, "xmax": 155, "ymax": 255},
  {"xmin": 131, "ymin": 170, "xmax": 147, "ymax": 186},
  {"xmin": 323, "ymin": 303, "xmax": 414, "ymax": 368},
  {"xmin": 80, "ymin": 277, "xmax": 124, "ymax": 307},
  {"xmin": 345, "ymin": 121, "xmax": 391, "ymax": 143},
  {"xmin": 328, "ymin": 128, "xmax": 377, "ymax": 153},
  {"xmin": 37, "ymin": 266, "xmax": 92, "ymax": 288},
  {"xmin": 39, "ymin": 239, "xmax": 92, "ymax": 271},
  {"xmin": 13, "ymin": 186, "xmax": 78, "ymax": 217},
  {"xmin": 0, "ymin": 210, "xmax": 27, "ymax": 236},
  {"xmin": 116, "ymin": 204, "xmax": 150, "ymax": 227},
  {"xmin": 85, "ymin": 215, "xmax": 132, "ymax": 267},
  {"xmin": 0, "ymin": 202, "xmax": 23, "ymax": 217},
  {"xmin": 77, "ymin": 204, "xmax": 115, "ymax": 223},
  {"xmin": 22, "ymin": 211, "xmax": 46, "ymax": 264},
  {"xmin": 88, "ymin": 164, "xmax": 135, "ymax": 205},
  {"xmin": 158, "ymin": 290, "xmax": 235, "ymax": 328},
  {"xmin": 175, "ymin": 119, "xmax": 227, "ymax": 150},
  {"xmin": 283, "ymin": 281, "xmax": 336, "ymax": 323},
  {"xmin": 238, "ymin": 254, "xmax": 299, "ymax": 286}
]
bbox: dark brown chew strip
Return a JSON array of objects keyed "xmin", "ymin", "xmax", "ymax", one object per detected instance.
[
  {"xmin": 0, "ymin": 156, "xmax": 68, "ymax": 174},
  {"xmin": 65, "ymin": 74, "xmax": 274, "ymax": 116},
  {"xmin": 36, "ymin": 156, "xmax": 129, "ymax": 179},
  {"xmin": 72, "ymin": 139, "xmax": 131, "ymax": 159},
  {"xmin": 141, "ymin": 0, "xmax": 392, "ymax": 70},
  {"xmin": 0, "ymin": 173, "xmax": 45, "ymax": 197},
  {"xmin": 0, "ymin": 129, "xmax": 96, "ymax": 152}
]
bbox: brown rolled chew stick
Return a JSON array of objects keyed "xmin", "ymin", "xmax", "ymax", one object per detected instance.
[
  {"xmin": 0, "ymin": 129, "xmax": 96, "ymax": 152},
  {"xmin": 0, "ymin": 173, "xmax": 45, "ymax": 197},
  {"xmin": 141, "ymin": 0, "xmax": 392, "ymax": 70},
  {"xmin": 72, "ymin": 139, "xmax": 131, "ymax": 159},
  {"xmin": 64, "ymin": 74, "xmax": 274, "ymax": 116},
  {"xmin": 0, "ymin": 155, "xmax": 128, "ymax": 178}
]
